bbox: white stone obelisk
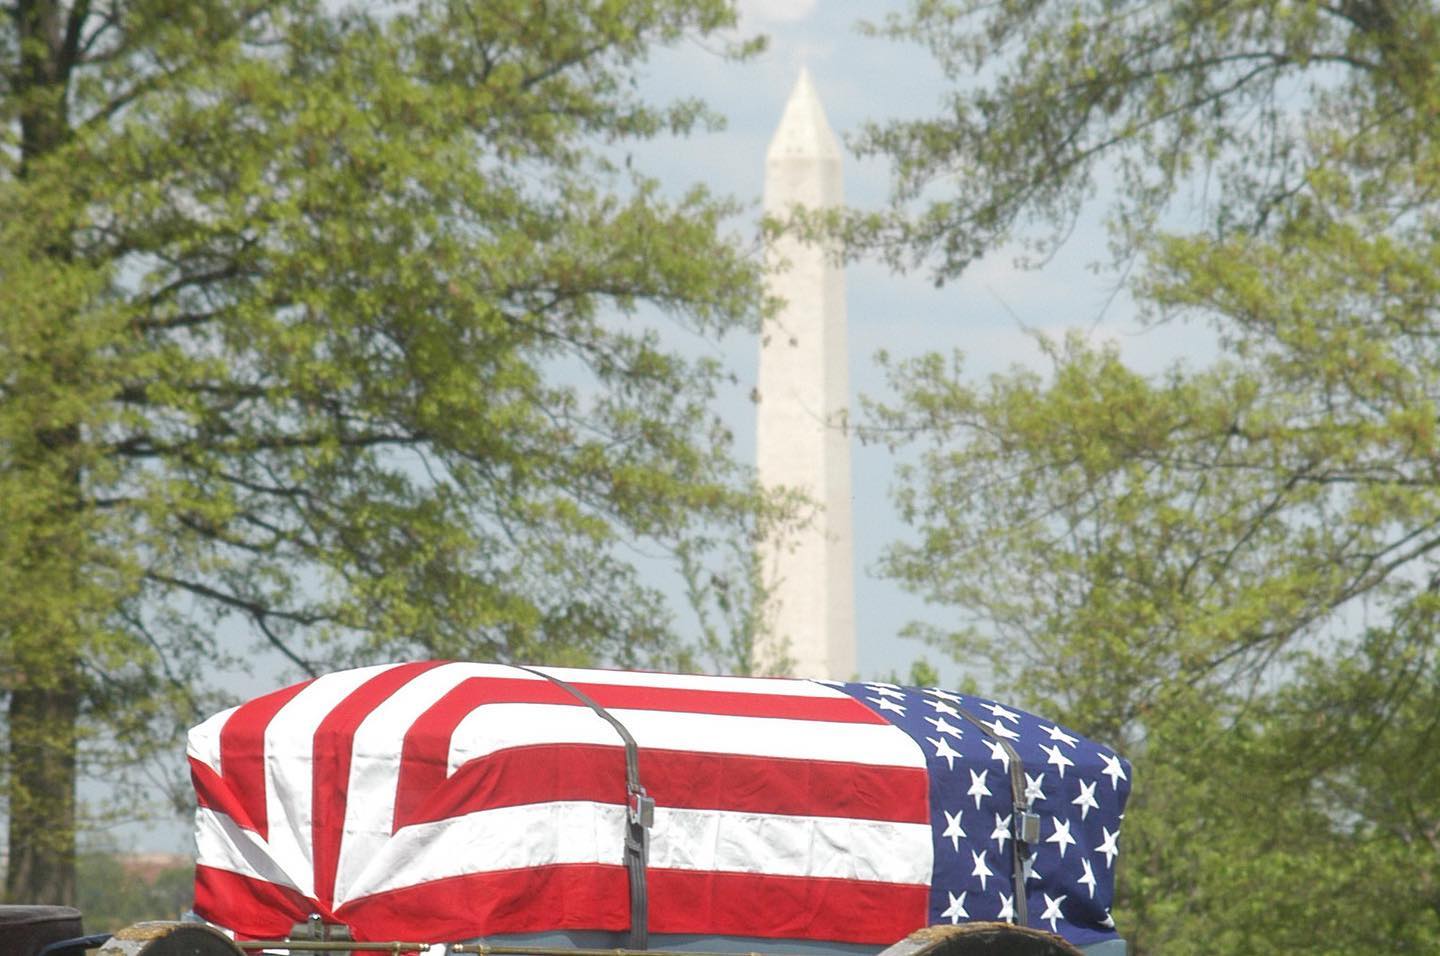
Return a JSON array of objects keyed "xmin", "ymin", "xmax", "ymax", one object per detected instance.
[{"xmin": 754, "ymin": 69, "xmax": 855, "ymax": 681}]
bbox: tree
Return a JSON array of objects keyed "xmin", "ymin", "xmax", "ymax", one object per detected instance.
[
  {"xmin": 852, "ymin": 0, "xmax": 1440, "ymax": 951},
  {"xmin": 76, "ymin": 845, "xmax": 193, "ymax": 932},
  {"xmin": 1, "ymin": 0, "xmax": 773, "ymax": 904}
]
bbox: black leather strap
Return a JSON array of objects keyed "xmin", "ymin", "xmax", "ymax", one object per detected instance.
[{"xmin": 517, "ymin": 666, "xmax": 652, "ymax": 949}]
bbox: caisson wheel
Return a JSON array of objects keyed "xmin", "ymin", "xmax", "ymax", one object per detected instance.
[
  {"xmin": 97, "ymin": 922, "xmax": 243, "ymax": 956},
  {"xmin": 878, "ymin": 923, "xmax": 1084, "ymax": 956}
]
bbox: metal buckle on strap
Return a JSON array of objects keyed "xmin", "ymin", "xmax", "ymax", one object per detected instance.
[
  {"xmin": 630, "ymin": 787, "xmax": 655, "ymax": 828},
  {"xmin": 1015, "ymin": 806, "xmax": 1041, "ymax": 846},
  {"xmin": 515, "ymin": 665, "xmax": 651, "ymax": 950}
]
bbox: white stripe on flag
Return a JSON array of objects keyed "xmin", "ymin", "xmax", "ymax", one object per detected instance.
[
  {"xmin": 334, "ymin": 662, "xmax": 542, "ymax": 902},
  {"xmin": 339, "ymin": 800, "xmax": 629, "ymax": 903},
  {"xmin": 447, "ymin": 703, "xmax": 925, "ymax": 774},
  {"xmin": 649, "ymin": 807, "xmax": 933, "ymax": 884},
  {"xmin": 187, "ymin": 703, "xmax": 240, "ymax": 774},
  {"xmin": 338, "ymin": 802, "xmax": 931, "ymax": 905},
  {"xmin": 263, "ymin": 663, "xmax": 402, "ymax": 898},
  {"xmin": 533, "ymin": 667, "xmax": 855, "ymax": 698},
  {"xmin": 194, "ymin": 806, "xmax": 304, "ymax": 891}
]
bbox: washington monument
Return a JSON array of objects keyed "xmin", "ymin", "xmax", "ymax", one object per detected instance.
[{"xmin": 754, "ymin": 70, "xmax": 855, "ymax": 681}]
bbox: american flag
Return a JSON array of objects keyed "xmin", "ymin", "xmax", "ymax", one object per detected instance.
[{"xmin": 188, "ymin": 662, "xmax": 1129, "ymax": 948}]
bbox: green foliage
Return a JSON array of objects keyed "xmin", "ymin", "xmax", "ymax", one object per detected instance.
[
  {"xmin": 853, "ymin": 0, "xmax": 1440, "ymax": 279},
  {"xmin": 676, "ymin": 533, "xmax": 774, "ymax": 677},
  {"xmin": 77, "ymin": 851, "xmax": 193, "ymax": 932},
  {"xmin": 870, "ymin": 657, "xmax": 947, "ymax": 689},
  {"xmin": 859, "ymin": 0, "xmax": 1440, "ymax": 951},
  {"xmin": 2, "ymin": 0, "xmax": 771, "ymax": 902}
]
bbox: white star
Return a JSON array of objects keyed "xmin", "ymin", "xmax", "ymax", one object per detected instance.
[
  {"xmin": 926, "ymin": 697, "xmax": 960, "ymax": 718},
  {"xmin": 929, "ymin": 735, "xmax": 962, "ymax": 770},
  {"xmin": 991, "ymin": 812, "xmax": 1012, "ymax": 854},
  {"xmin": 868, "ymin": 696, "xmax": 907, "ymax": 716},
  {"xmin": 984, "ymin": 738, "xmax": 1011, "ymax": 772},
  {"xmin": 926, "ymin": 687, "xmax": 963, "ymax": 702},
  {"xmin": 1046, "ymin": 817, "xmax": 1076, "ymax": 859},
  {"xmin": 986, "ymin": 701, "xmax": 1021, "ymax": 722},
  {"xmin": 1040, "ymin": 893, "xmax": 1067, "ymax": 933},
  {"xmin": 1072, "ymin": 779, "xmax": 1099, "ymax": 821},
  {"xmin": 926, "ymin": 715, "xmax": 964, "ymax": 738},
  {"xmin": 1042, "ymin": 742, "xmax": 1074, "ymax": 779},
  {"xmin": 1043, "ymin": 724, "xmax": 1078, "ymax": 747},
  {"xmin": 967, "ymin": 768, "xmax": 992, "ymax": 809},
  {"xmin": 1100, "ymin": 910, "xmax": 1115, "ymax": 929},
  {"xmin": 1025, "ymin": 854, "xmax": 1042, "ymax": 882},
  {"xmin": 970, "ymin": 849, "xmax": 993, "ymax": 891},
  {"xmin": 987, "ymin": 719, "xmax": 1020, "ymax": 740},
  {"xmin": 1078, "ymin": 857, "xmax": 1097, "ymax": 899},
  {"xmin": 997, "ymin": 892, "xmax": 1015, "ymax": 924},
  {"xmin": 866, "ymin": 683, "xmax": 905, "ymax": 699},
  {"xmin": 1024, "ymin": 772, "xmax": 1046, "ymax": 806},
  {"xmin": 1096, "ymin": 826, "xmax": 1120, "ymax": 869},
  {"xmin": 941, "ymin": 891, "xmax": 968, "ymax": 924},
  {"xmin": 1101, "ymin": 752, "xmax": 1128, "ymax": 790},
  {"xmin": 941, "ymin": 809, "xmax": 966, "ymax": 852}
]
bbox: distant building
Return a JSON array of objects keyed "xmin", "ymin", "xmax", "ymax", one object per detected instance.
[{"xmin": 118, "ymin": 852, "xmax": 192, "ymax": 883}]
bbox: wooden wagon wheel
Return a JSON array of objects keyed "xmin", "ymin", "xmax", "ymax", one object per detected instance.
[
  {"xmin": 98, "ymin": 922, "xmax": 243, "ymax": 956},
  {"xmin": 878, "ymin": 923, "xmax": 1084, "ymax": 956}
]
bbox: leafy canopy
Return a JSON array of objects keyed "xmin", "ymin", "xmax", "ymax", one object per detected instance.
[
  {"xmin": 855, "ymin": 1, "xmax": 1440, "ymax": 952},
  {"xmin": 2, "ymin": 0, "xmax": 772, "ymax": 902}
]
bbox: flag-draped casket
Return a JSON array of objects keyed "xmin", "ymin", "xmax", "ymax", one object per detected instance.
[{"xmin": 189, "ymin": 663, "xmax": 1130, "ymax": 950}]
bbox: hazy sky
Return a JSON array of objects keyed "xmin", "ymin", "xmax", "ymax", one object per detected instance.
[{"xmin": 632, "ymin": 2, "xmax": 1214, "ymax": 683}]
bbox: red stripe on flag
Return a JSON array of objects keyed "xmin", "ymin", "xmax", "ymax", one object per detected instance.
[
  {"xmin": 194, "ymin": 864, "xmax": 324, "ymax": 939},
  {"xmin": 333, "ymin": 865, "xmax": 927, "ymax": 945},
  {"xmin": 335, "ymin": 862, "xmax": 631, "ymax": 943},
  {"xmin": 190, "ymin": 757, "xmax": 258, "ymax": 832},
  {"xmin": 649, "ymin": 869, "xmax": 930, "ymax": 944},
  {"xmin": 217, "ymin": 679, "xmax": 312, "ymax": 839},
  {"xmin": 393, "ymin": 675, "xmax": 888, "ymax": 827},
  {"xmin": 310, "ymin": 661, "xmax": 448, "ymax": 909},
  {"xmin": 394, "ymin": 744, "xmax": 928, "ymax": 830},
  {"xmin": 568, "ymin": 680, "xmax": 886, "ymax": 723},
  {"xmin": 395, "ymin": 677, "xmax": 519, "ymax": 826},
  {"xmin": 406, "ymin": 675, "xmax": 880, "ymax": 728},
  {"xmin": 645, "ymin": 749, "xmax": 928, "ymax": 822}
]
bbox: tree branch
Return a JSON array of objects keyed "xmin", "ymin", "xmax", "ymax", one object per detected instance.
[{"xmin": 143, "ymin": 570, "xmax": 323, "ymax": 677}]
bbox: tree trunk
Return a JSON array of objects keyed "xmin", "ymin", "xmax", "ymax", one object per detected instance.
[
  {"xmin": 5, "ymin": 676, "xmax": 80, "ymax": 905},
  {"xmin": 7, "ymin": 0, "xmax": 82, "ymax": 907}
]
